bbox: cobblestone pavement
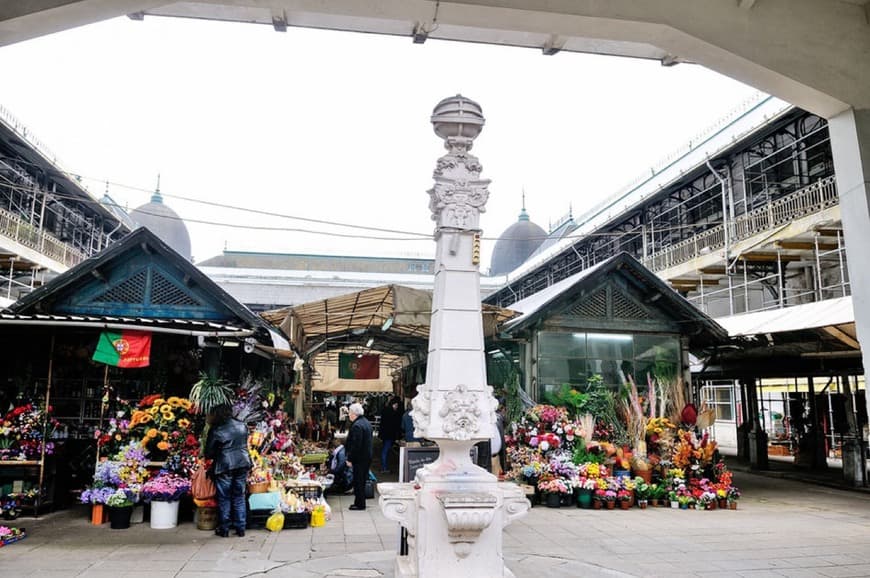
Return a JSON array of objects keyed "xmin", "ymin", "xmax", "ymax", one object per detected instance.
[{"xmin": 2, "ymin": 471, "xmax": 870, "ymax": 578}]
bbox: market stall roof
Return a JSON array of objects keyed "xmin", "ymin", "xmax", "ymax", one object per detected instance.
[
  {"xmin": 0, "ymin": 313, "xmax": 250, "ymax": 336},
  {"xmin": 698, "ymin": 296, "xmax": 862, "ymax": 379},
  {"xmin": 262, "ymin": 284, "xmax": 517, "ymax": 358},
  {"xmin": 5, "ymin": 228, "xmax": 292, "ymax": 354},
  {"xmin": 501, "ymin": 252, "xmax": 728, "ymax": 348}
]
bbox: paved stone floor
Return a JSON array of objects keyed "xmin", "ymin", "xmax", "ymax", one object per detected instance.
[{"xmin": 2, "ymin": 471, "xmax": 870, "ymax": 577}]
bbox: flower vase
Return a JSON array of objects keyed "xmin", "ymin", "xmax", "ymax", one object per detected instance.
[
  {"xmin": 619, "ymin": 500, "xmax": 630, "ymax": 510},
  {"xmin": 108, "ymin": 505, "xmax": 133, "ymax": 530},
  {"xmin": 592, "ymin": 499, "xmax": 602, "ymax": 510},
  {"xmin": 545, "ymin": 492, "xmax": 562, "ymax": 508},
  {"xmin": 718, "ymin": 499, "xmax": 727, "ymax": 509},
  {"xmin": 150, "ymin": 500, "xmax": 180, "ymax": 529},
  {"xmin": 577, "ymin": 489, "xmax": 593, "ymax": 509},
  {"xmin": 91, "ymin": 504, "xmax": 106, "ymax": 525},
  {"xmin": 605, "ymin": 501, "xmax": 615, "ymax": 510}
]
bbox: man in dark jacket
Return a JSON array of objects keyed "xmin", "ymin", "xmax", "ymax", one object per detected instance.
[
  {"xmin": 378, "ymin": 397, "xmax": 402, "ymax": 473},
  {"xmin": 345, "ymin": 402, "xmax": 373, "ymax": 510},
  {"xmin": 205, "ymin": 404, "xmax": 252, "ymax": 537}
]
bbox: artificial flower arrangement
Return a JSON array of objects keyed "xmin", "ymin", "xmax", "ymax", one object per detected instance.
[
  {"xmin": 0, "ymin": 402, "xmax": 58, "ymax": 461},
  {"xmin": 0, "ymin": 525, "xmax": 26, "ymax": 546},
  {"xmin": 128, "ymin": 395, "xmax": 195, "ymax": 457},
  {"xmin": 105, "ymin": 488, "xmax": 135, "ymax": 508},
  {"xmin": 141, "ymin": 471, "xmax": 190, "ymax": 502},
  {"xmin": 616, "ymin": 489, "xmax": 633, "ymax": 503}
]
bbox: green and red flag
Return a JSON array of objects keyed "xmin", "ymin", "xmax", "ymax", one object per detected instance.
[
  {"xmin": 338, "ymin": 353, "xmax": 380, "ymax": 379},
  {"xmin": 92, "ymin": 330, "xmax": 152, "ymax": 368}
]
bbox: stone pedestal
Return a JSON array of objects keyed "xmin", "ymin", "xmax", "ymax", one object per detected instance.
[{"xmin": 379, "ymin": 95, "xmax": 529, "ymax": 577}]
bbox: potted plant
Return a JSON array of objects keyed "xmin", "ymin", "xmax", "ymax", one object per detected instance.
[
  {"xmin": 699, "ymin": 491, "xmax": 717, "ymax": 510},
  {"xmin": 677, "ymin": 494, "xmax": 691, "ymax": 510},
  {"xmin": 727, "ymin": 486, "xmax": 741, "ymax": 509},
  {"xmin": 592, "ymin": 489, "xmax": 605, "ymax": 510},
  {"xmin": 634, "ymin": 480, "xmax": 650, "ymax": 509},
  {"xmin": 616, "ymin": 489, "xmax": 632, "ymax": 510},
  {"xmin": 647, "ymin": 483, "xmax": 660, "ymax": 507},
  {"xmin": 538, "ymin": 479, "xmax": 570, "ymax": 508},
  {"xmin": 577, "ymin": 478, "xmax": 596, "ymax": 509},
  {"xmin": 105, "ymin": 489, "xmax": 135, "ymax": 529},
  {"xmin": 668, "ymin": 490, "xmax": 679, "ymax": 509},
  {"xmin": 142, "ymin": 471, "xmax": 191, "ymax": 529},
  {"xmin": 604, "ymin": 489, "xmax": 617, "ymax": 510}
]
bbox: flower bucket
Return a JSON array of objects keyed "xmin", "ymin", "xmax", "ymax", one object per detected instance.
[
  {"xmin": 729, "ymin": 502, "xmax": 737, "ymax": 510},
  {"xmin": 91, "ymin": 504, "xmax": 107, "ymax": 525},
  {"xmin": 131, "ymin": 504, "xmax": 144, "ymax": 524},
  {"xmin": 577, "ymin": 489, "xmax": 593, "ymax": 509},
  {"xmin": 592, "ymin": 500, "xmax": 602, "ymax": 510},
  {"xmin": 196, "ymin": 507, "xmax": 218, "ymax": 531},
  {"xmin": 718, "ymin": 499, "xmax": 728, "ymax": 509},
  {"xmin": 706, "ymin": 501, "xmax": 717, "ymax": 511},
  {"xmin": 545, "ymin": 493, "xmax": 562, "ymax": 508},
  {"xmin": 150, "ymin": 500, "xmax": 180, "ymax": 529},
  {"xmin": 670, "ymin": 501, "xmax": 679, "ymax": 509},
  {"xmin": 638, "ymin": 500, "xmax": 648, "ymax": 510},
  {"xmin": 680, "ymin": 503, "xmax": 688, "ymax": 510},
  {"xmin": 605, "ymin": 501, "xmax": 615, "ymax": 510},
  {"xmin": 108, "ymin": 506, "xmax": 133, "ymax": 530},
  {"xmin": 650, "ymin": 499, "xmax": 659, "ymax": 508},
  {"xmin": 619, "ymin": 501, "xmax": 630, "ymax": 510}
]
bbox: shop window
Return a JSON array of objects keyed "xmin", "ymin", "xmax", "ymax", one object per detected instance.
[{"xmin": 586, "ymin": 333, "xmax": 632, "ymax": 360}]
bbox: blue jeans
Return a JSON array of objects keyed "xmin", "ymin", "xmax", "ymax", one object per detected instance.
[
  {"xmin": 215, "ymin": 468, "xmax": 248, "ymax": 532},
  {"xmin": 380, "ymin": 439, "xmax": 394, "ymax": 472}
]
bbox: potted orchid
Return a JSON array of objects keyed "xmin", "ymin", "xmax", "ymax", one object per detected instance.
[{"xmin": 603, "ymin": 489, "xmax": 617, "ymax": 509}]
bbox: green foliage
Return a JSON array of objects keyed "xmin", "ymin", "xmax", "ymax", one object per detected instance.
[
  {"xmin": 583, "ymin": 374, "xmax": 628, "ymax": 446},
  {"xmin": 544, "ymin": 384, "xmax": 589, "ymax": 418},
  {"xmin": 571, "ymin": 438, "xmax": 604, "ymax": 465},
  {"xmin": 189, "ymin": 373, "xmax": 233, "ymax": 415}
]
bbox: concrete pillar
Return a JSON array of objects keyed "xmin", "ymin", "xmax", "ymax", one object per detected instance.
[
  {"xmin": 840, "ymin": 375, "xmax": 865, "ymax": 487},
  {"xmin": 828, "ymin": 109, "xmax": 870, "ymax": 429}
]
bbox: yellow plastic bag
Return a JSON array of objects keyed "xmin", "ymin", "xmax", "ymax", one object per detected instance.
[
  {"xmin": 266, "ymin": 512, "xmax": 285, "ymax": 532},
  {"xmin": 311, "ymin": 506, "xmax": 326, "ymax": 527}
]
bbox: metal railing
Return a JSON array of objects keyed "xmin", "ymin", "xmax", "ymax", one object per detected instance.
[
  {"xmin": 645, "ymin": 176, "xmax": 838, "ymax": 272},
  {"xmin": 0, "ymin": 206, "xmax": 87, "ymax": 268}
]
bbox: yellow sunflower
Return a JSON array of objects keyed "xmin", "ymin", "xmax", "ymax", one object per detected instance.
[
  {"xmin": 152, "ymin": 398, "xmax": 166, "ymax": 407},
  {"xmin": 162, "ymin": 410, "xmax": 176, "ymax": 421},
  {"xmin": 146, "ymin": 406, "xmax": 159, "ymax": 416},
  {"xmin": 180, "ymin": 400, "xmax": 192, "ymax": 410},
  {"xmin": 160, "ymin": 404, "xmax": 172, "ymax": 413},
  {"xmin": 167, "ymin": 396, "xmax": 182, "ymax": 407},
  {"xmin": 140, "ymin": 414, "xmax": 152, "ymax": 424},
  {"xmin": 178, "ymin": 418, "xmax": 191, "ymax": 429}
]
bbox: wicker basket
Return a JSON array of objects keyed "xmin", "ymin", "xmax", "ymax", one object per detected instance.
[{"xmin": 248, "ymin": 482, "xmax": 270, "ymax": 494}]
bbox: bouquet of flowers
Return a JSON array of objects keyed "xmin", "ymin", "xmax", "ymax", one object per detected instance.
[
  {"xmin": 128, "ymin": 395, "xmax": 195, "ymax": 457},
  {"xmin": 105, "ymin": 488, "xmax": 135, "ymax": 508},
  {"xmin": 141, "ymin": 471, "xmax": 190, "ymax": 502},
  {"xmin": 616, "ymin": 489, "xmax": 632, "ymax": 503},
  {"xmin": 537, "ymin": 478, "xmax": 571, "ymax": 495},
  {"xmin": 0, "ymin": 525, "xmax": 26, "ymax": 546},
  {"xmin": 0, "ymin": 403, "xmax": 58, "ymax": 460}
]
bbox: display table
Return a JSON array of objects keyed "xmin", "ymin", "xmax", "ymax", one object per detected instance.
[{"xmin": 0, "ymin": 459, "xmax": 55, "ymax": 516}]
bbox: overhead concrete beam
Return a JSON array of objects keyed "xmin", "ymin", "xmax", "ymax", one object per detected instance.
[{"xmin": 0, "ymin": 0, "xmax": 164, "ymax": 46}]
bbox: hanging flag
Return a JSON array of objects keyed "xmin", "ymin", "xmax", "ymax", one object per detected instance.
[
  {"xmin": 338, "ymin": 353, "xmax": 380, "ymax": 379},
  {"xmin": 92, "ymin": 330, "xmax": 152, "ymax": 368}
]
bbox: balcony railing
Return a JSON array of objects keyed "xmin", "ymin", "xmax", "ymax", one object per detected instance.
[
  {"xmin": 644, "ymin": 176, "xmax": 838, "ymax": 272},
  {"xmin": 0, "ymin": 206, "xmax": 87, "ymax": 268}
]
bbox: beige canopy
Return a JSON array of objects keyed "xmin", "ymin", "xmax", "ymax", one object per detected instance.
[{"xmin": 261, "ymin": 284, "xmax": 517, "ymax": 392}]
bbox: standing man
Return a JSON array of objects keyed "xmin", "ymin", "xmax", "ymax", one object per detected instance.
[
  {"xmin": 205, "ymin": 403, "xmax": 252, "ymax": 537},
  {"xmin": 345, "ymin": 402, "xmax": 373, "ymax": 511},
  {"xmin": 338, "ymin": 403, "xmax": 350, "ymax": 432},
  {"xmin": 378, "ymin": 397, "xmax": 402, "ymax": 473}
]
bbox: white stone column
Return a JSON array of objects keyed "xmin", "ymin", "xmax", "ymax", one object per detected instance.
[
  {"xmin": 829, "ymin": 108, "xmax": 870, "ymax": 485},
  {"xmin": 379, "ymin": 95, "xmax": 529, "ymax": 578}
]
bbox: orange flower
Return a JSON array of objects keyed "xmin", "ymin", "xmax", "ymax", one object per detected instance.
[
  {"xmin": 178, "ymin": 418, "xmax": 191, "ymax": 429},
  {"xmin": 146, "ymin": 428, "xmax": 158, "ymax": 438},
  {"xmin": 157, "ymin": 441, "xmax": 170, "ymax": 451}
]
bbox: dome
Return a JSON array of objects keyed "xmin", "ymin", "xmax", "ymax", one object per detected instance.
[
  {"xmin": 129, "ymin": 188, "xmax": 192, "ymax": 261},
  {"xmin": 489, "ymin": 206, "xmax": 546, "ymax": 276}
]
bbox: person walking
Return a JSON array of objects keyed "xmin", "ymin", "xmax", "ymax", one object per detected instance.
[
  {"xmin": 378, "ymin": 397, "xmax": 402, "ymax": 472},
  {"xmin": 205, "ymin": 403, "xmax": 252, "ymax": 537},
  {"xmin": 345, "ymin": 402, "xmax": 373, "ymax": 511}
]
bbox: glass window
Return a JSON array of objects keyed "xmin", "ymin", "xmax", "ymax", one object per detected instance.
[
  {"xmin": 586, "ymin": 359, "xmax": 633, "ymax": 389},
  {"xmin": 537, "ymin": 358, "xmax": 587, "ymax": 385},
  {"xmin": 586, "ymin": 333, "xmax": 633, "ymax": 359},
  {"xmin": 538, "ymin": 332, "xmax": 586, "ymax": 358}
]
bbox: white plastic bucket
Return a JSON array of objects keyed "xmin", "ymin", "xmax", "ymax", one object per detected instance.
[{"xmin": 150, "ymin": 500, "xmax": 180, "ymax": 529}]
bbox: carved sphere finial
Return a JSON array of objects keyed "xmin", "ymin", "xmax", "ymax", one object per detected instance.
[{"xmin": 431, "ymin": 95, "xmax": 485, "ymax": 145}]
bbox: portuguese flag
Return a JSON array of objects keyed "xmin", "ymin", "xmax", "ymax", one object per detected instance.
[
  {"xmin": 338, "ymin": 353, "xmax": 380, "ymax": 379},
  {"xmin": 92, "ymin": 330, "xmax": 152, "ymax": 368}
]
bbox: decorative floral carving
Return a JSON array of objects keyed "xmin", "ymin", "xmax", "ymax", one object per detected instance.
[
  {"xmin": 411, "ymin": 385, "xmax": 431, "ymax": 436},
  {"xmin": 438, "ymin": 384, "xmax": 482, "ymax": 441}
]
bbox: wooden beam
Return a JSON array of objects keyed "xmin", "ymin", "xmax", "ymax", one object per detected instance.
[
  {"xmin": 775, "ymin": 241, "xmax": 839, "ymax": 251},
  {"xmin": 823, "ymin": 326, "xmax": 861, "ymax": 349},
  {"xmin": 814, "ymin": 228, "xmax": 844, "ymax": 237},
  {"xmin": 699, "ymin": 266, "xmax": 728, "ymax": 275},
  {"xmin": 739, "ymin": 252, "xmax": 802, "ymax": 262}
]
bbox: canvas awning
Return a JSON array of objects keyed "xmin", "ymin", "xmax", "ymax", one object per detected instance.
[{"xmin": 262, "ymin": 284, "xmax": 517, "ymax": 358}]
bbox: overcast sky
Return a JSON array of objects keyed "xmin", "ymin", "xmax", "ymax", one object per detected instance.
[{"xmin": 0, "ymin": 16, "xmax": 761, "ymax": 267}]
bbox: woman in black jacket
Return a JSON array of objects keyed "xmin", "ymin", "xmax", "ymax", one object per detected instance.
[{"xmin": 205, "ymin": 404, "xmax": 252, "ymax": 537}]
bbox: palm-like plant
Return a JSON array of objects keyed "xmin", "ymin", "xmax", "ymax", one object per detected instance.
[{"xmin": 189, "ymin": 373, "xmax": 233, "ymax": 415}]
